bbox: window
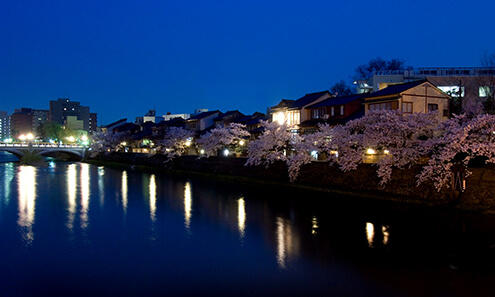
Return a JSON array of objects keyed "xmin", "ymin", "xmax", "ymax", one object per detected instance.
[
  {"xmin": 479, "ymin": 86, "xmax": 492, "ymax": 97},
  {"xmin": 428, "ymin": 104, "xmax": 438, "ymax": 112},
  {"xmin": 331, "ymin": 107, "xmax": 335, "ymax": 116},
  {"xmin": 340, "ymin": 105, "xmax": 344, "ymax": 115},
  {"xmin": 401, "ymin": 102, "xmax": 413, "ymax": 113},
  {"xmin": 369, "ymin": 102, "xmax": 393, "ymax": 111},
  {"xmin": 438, "ymin": 86, "xmax": 465, "ymax": 97},
  {"xmin": 312, "ymin": 109, "xmax": 319, "ymax": 119}
]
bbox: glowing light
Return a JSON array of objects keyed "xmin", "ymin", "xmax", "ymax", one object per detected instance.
[
  {"xmin": 48, "ymin": 139, "xmax": 56, "ymax": 144},
  {"xmin": 200, "ymin": 149, "xmax": 205, "ymax": 155},
  {"xmin": 310, "ymin": 150, "xmax": 318, "ymax": 160},
  {"xmin": 120, "ymin": 141, "xmax": 127, "ymax": 146},
  {"xmin": 80, "ymin": 163, "xmax": 90, "ymax": 229},
  {"xmin": 122, "ymin": 171, "xmax": 128, "ymax": 212},
  {"xmin": 366, "ymin": 222, "xmax": 374, "ymax": 247},
  {"xmin": 238, "ymin": 197, "xmax": 246, "ymax": 238},
  {"xmin": 223, "ymin": 149, "xmax": 229, "ymax": 157},
  {"xmin": 184, "ymin": 182, "xmax": 192, "ymax": 230},
  {"xmin": 3, "ymin": 163, "xmax": 14, "ymax": 203},
  {"xmin": 67, "ymin": 164, "xmax": 77, "ymax": 230},
  {"xmin": 273, "ymin": 112, "xmax": 285, "ymax": 125},
  {"xmin": 149, "ymin": 174, "xmax": 157, "ymax": 221},
  {"xmin": 382, "ymin": 225, "xmax": 390, "ymax": 245},
  {"xmin": 311, "ymin": 216, "xmax": 319, "ymax": 235},
  {"xmin": 66, "ymin": 136, "xmax": 76, "ymax": 142},
  {"xmin": 239, "ymin": 140, "xmax": 245, "ymax": 146},
  {"xmin": 3, "ymin": 138, "xmax": 13, "ymax": 143},
  {"xmin": 185, "ymin": 138, "xmax": 192, "ymax": 147},
  {"xmin": 384, "ymin": 149, "xmax": 390, "ymax": 154},
  {"xmin": 80, "ymin": 135, "xmax": 88, "ymax": 141},
  {"xmin": 330, "ymin": 150, "xmax": 339, "ymax": 157},
  {"xmin": 18, "ymin": 134, "xmax": 26, "ymax": 141},
  {"xmin": 366, "ymin": 148, "xmax": 376, "ymax": 155},
  {"xmin": 17, "ymin": 166, "xmax": 37, "ymax": 244},
  {"xmin": 26, "ymin": 133, "xmax": 34, "ymax": 140}
]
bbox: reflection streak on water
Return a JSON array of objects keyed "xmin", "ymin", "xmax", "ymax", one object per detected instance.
[
  {"xmin": 17, "ymin": 166, "xmax": 37, "ymax": 244},
  {"xmin": 149, "ymin": 174, "xmax": 157, "ymax": 221},
  {"xmin": 98, "ymin": 167, "xmax": 105, "ymax": 206},
  {"xmin": 238, "ymin": 197, "xmax": 246, "ymax": 238},
  {"xmin": 276, "ymin": 217, "xmax": 297, "ymax": 269},
  {"xmin": 311, "ymin": 216, "xmax": 319, "ymax": 235},
  {"xmin": 382, "ymin": 225, "xmax": 390, "ymax": 245},
  {"xmin": 67, "ymin": 164, "xmax": 77, "ymax": 230},
  {"xmin": 3, "ymin": 163, "xmax": 14, "ymax": 204},
  {"xmin": 121, "ymin": 171, "xmax": 128, "ymax": 212},
  {"xmin": 184, "ymin": 182, "xmax": 192, "ymax": 230},
  {"xmin": 80, "ymin": 163, "xmax": 90, "ymax": 229},
  {"xmin": 366, "ymin": 222, "xmax": 375, "ymax": 247}
]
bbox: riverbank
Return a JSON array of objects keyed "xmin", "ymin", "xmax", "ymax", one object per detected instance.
[{"xmin": 86, "ymin": 152, "xmax": 495, "ymax": 213}]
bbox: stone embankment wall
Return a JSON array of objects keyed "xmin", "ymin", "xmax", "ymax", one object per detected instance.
[{"xmin": 88, "ymin": 152, "xmax": 495, "ymax": 211}]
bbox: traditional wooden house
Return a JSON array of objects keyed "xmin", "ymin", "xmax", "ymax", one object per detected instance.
[{"xmin": 363, "ymin": 80, "xmax": 450, "ymax": 121}]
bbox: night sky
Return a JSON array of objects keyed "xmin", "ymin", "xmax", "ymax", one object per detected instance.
[{"xmin": 1, "ymin": 0, "xmax": 494, "ymax": 124}]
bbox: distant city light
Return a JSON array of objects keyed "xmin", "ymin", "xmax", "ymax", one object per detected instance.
[
  {"xmin": 239, "ymin": 140, "xmax": 245, "ymax": 146},
  {"xmin": 223, "ymin": 149, "xmax": 229, "ymax": 157},
  {"xmin": 200, "ymin": 149, "xmax": 205, "ymax": 155},
  {"xmin": 66, "ymin": 136, "xmax": 75, "ymax": 142},
  {"xmin": 3, "ymin": 138, "xmax": 13, "ymax": 143}
]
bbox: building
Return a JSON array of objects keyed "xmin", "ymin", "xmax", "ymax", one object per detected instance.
[
  {"xmin": 10, "ymin": 108, "xmax": 34, "ymax": 137},
  {"xmin": 49, "ymin": 98, "xmax": 93, "ymax": 132},
  {"xmin": 213, "ymin": 110, "xmax": 245, "ymax": 127},
  {"xmin": 0, "ymin": 111, "xmax": 10, "ymax": 140},
  {"xmin": 270, "ymin": 91, "xmax": 332, "ymax": 130},
  {"xmin": 31, "ymin": 109, "xmax": 49, "ymax": 132},
  {"xmin": 101, "ymin": 118, "xmax": 127, "ymax": 134},
  {"xmin": 362, "ymin": 80, "xmax": 450, "ymax": 121},
  {"xmin": 89, "ymin": 113, "xmax": 98, "ymax": 134},
  {"xmin": 186, "ymin": 110, "xmax": 221, "ymax": 132},
  {"xmin": 303, "ymin": 94, "xmax": 365, "ymax": 131},
  {"xmin": 356, "ymin": 67, "xmax": 495, "ymax": 111},
  {"xmin": 162, "ymin": 112, "xmax": 191, "ymax": 121},
  {"xmin": 136, "ymin": 110, "xmax": 157, "ymax": 124}
]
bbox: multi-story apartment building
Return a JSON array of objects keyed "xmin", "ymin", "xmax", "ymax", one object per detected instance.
[
  {"xmin": 49, "ymin": 98, "xmax": 94, "ymax": 132},
  {"xmin": 10, "ymin": 108, "xmax": 49, "ymax": 137},
  {"xmin": 0, "ymin": 111, "xmax": 10, "ymax": 140},
  {"xmin": 89, "ymin": 113, "xmax": 98, "ymax": 134}
]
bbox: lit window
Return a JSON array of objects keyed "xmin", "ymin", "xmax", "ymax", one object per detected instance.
[
  {"xmin": 340, "ymin": 105, "xmax": 344, "ymax": 115},
  {"xmin": 438, "ymin": 86, "xmax": 465, "ymax": 97},
  {"xmin": 479, "ymin": 86, "xmax": 492, "ymax": 97}
]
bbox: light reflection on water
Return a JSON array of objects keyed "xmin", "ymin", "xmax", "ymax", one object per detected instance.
[
  {"xmin": 184, "ymin": 181, "xmax": 192, "ymax": 230},
  {"xmin": 149, "ymin": 174, "xmax": 157, "ymax": 221},
  {"xmin": 17, "ymin": 166, "xmax": 37, "ymax": 244},
  {"xmin": 80, "ymin": 163, "xmax": 90, "ymax": 229},
  {"xmin": 67, "ymin": 164, "xmax": 77, "ymax": 230},
  {"xmin": 1, "ymin": 162, "xmax": 494, "ymax": 296},
  {"xmin": 121, "ymin": 171, "xmax": 128, "ymax": 212}
]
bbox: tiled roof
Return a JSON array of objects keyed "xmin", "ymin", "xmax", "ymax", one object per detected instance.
[
  {"xmin": 364, "ymin": 80, "xmax": 427, "ymax": 99},
  {"xmin": 272, "ymin": 91, "xmax": 331, "ymax": 110},
  {"xmin": 307, "ymin": 94, "xmax": 365, "ymax": 108}
]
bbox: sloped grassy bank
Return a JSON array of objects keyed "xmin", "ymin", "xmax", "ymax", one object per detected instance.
[{"xmin": 86, "ymin": 152, "xmax": 495, "ymax": 212}]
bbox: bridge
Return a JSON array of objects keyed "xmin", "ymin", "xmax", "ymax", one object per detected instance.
[{"xmin": 0, "ymin": 143, "xmax": 87, "ymax": 159}]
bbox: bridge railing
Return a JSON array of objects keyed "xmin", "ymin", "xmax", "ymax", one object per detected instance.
[{"xmin": 0, "ymin": 143, "xmax": 86, "ymax": 149}]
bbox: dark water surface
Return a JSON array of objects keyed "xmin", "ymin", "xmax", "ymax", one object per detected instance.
[{"xmin": 0, "ymin": 153, "xmax": 494, "ymax": 296}]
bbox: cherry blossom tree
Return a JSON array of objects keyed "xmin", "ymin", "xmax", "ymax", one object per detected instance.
[
  {"xmin": 417, "ymin": 114, "xmax": 495, "ymax": 190},
  {"xmin": 159, "ymin": 127, "xmax": 195, "ymax": 159},
  {"xmin": 197, "ymin": 123, "xmax": 250, "ymax": 157},
  {"xmin": 329, "ymin": 111, "xmax": 440, "ymax": 185},
  {"xmin": 90, "ymin": 131, "xmax": 127, "ymax": 153},
  {"xmin": 246, "ymin": 121, "xmax": 297, "ymax": 167}
]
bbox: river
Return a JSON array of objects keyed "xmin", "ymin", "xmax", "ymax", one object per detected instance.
[{"xmin": 0, "ymin": 151, "xmax": 494, "ymax": 296}]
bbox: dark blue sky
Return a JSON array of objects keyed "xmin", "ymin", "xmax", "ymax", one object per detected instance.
[{"xmin": 1, "ymin": 0, "xmax": 494, "ymax": 124}]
